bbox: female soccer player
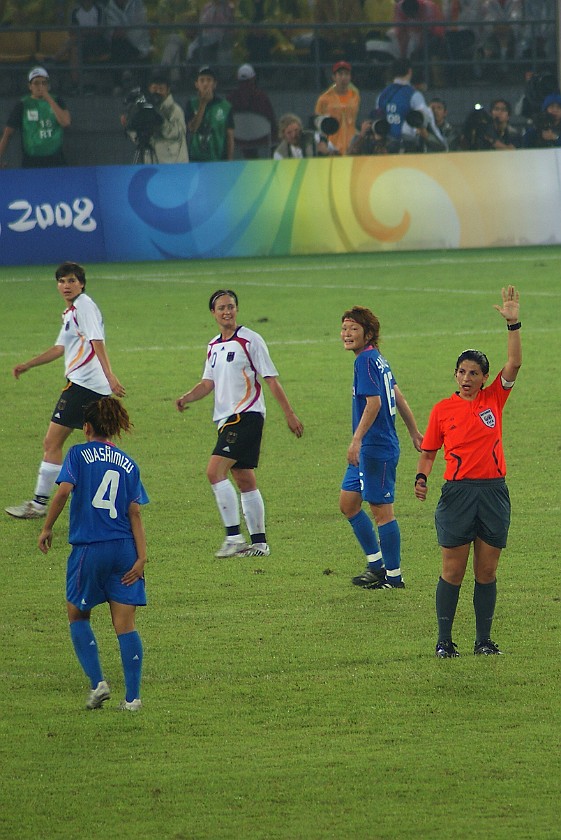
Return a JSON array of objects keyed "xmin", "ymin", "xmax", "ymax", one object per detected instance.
[
  {"xmin": 415, "ymin": 286, "xmax": 522, "ymax": 658},
  {"xmin": 38, "ymin": 397, "xmax": 148, "ymax": 711},
  {"xmin": 175, "ymin": 289, "xmax": 303, "ymax": 558},
  {"xmin": 340, "ymin": 306, "xmax": 423, "ymax": 589},
  {"xmin": 6, "ymin": 261, "xmax": 125, "ymax": 520}
]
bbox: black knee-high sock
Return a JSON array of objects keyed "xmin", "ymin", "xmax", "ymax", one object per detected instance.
[
  {"xmin": 473, "ymin": 579, "xmax": 497, "ymax": 643},
  {"xmin": 436, "ymin": 576, "xmax": 461, "ymax": 642}
]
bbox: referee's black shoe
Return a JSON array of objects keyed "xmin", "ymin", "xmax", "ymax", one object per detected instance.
[
  {"xmin": 435, "ymin": 639, "xmax": 459, "ymax": 658},
  {"xmin": 474, "ymin": 639, "xmax": 503, "ymax": 655}
]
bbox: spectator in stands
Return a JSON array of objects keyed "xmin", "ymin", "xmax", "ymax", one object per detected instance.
[
  {"xmin": 376, "ymin": 58, "xmax": 445, "ymax": 153},
  {"xmin": 441, "ymin": 0, "xmax": 482, "ymax": 82},
  {"xmin": 522, "ymin": 93, "xmax": 561, "ymax": 149},
  {"xmin": 39, "ymin": 1, "xmax": 108, "ymax": 91},
  {"xmin": 153, "ymin": 0, "xmax": 197, "ymax": 83},
  {"xmin": 186, "ymin": 0, "xmax": 235, "ymax": 68},
  {"xmin": 0, "ymin": 66, "xmax": 71, "ymax": 168},
  {"xmin": 314, "ymin": 60, "xmax": 360, "ymax": 156},
  {"xmin": 519, "ymin": 0, "xmax": 556, "ymax": 65},
  {"xmin": 1, "ymin": 0, "xmax": 66, "ymax": 25},
  {"xmin": 122, "ymin": 66, "xmax": 188, "ymax": 163},
  {"xmin": 392, "ymin": 0, "xmax": 446, "ymax": 74},
  {"xmin": 227, "ymin": 63, "xmax": 277, "ymax": 159},
  {"xmin": 273, "ymin": 113, "xmax": 316, "ymax": 159},
  {"xmin": 429, "ymin": 96, "xmax": 461, "ymax": 150},
  {"xmin": 313, "ymin": 0, "xmax": 363, "ymax": 63},
  {"xmin": 477, "ymin": 0, "xmax": 523, "ymax": 76},
  {"xmin": 104, "ymin": 0, "xmax": 153, "ymax": 93},
  {"xmin": 185, "ymin": 65, "xmax": 234, "ymax": 161}
]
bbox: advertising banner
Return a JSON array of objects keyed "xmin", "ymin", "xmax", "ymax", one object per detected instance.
[{"xmin": 1, "ymin": 151, "xmax": 560, "ymax": 266}]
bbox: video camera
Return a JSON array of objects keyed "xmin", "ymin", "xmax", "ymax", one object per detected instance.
[
  {"xmin": 461, "ymin": 104, "xmax": 495, "ymax": 151},
  {"xmin": 124, "ymin": 88, "xmax": 164, "ymax": 148}
]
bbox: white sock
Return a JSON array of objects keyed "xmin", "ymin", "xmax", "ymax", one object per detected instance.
[
  {"xmin": 211, "ymin": 479, "xmax": 240, "ymax": 529},
  {"xmin": 34, "ymin": 461, "xmax": 62, "ymax": 500},
  {"xmin": 241, "ymin": 489, "xmax": 265, "ymax": 538}
]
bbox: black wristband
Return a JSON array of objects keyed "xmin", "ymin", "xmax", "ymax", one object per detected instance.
[
  {"xmin": 507, "ymin": 322, "xmax": 521, "ymax": 331},
  {"xmin": 415, "ymin": 472, "xmax": 427, "ymax": 485}
]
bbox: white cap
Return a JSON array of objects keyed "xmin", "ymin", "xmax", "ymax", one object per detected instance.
[
  {"xmin": 28, "ymin": 66, "xmax": 49, "ymax": 81},
  {"xmin": 237, "ymin": 63, "xmax": 256, "ymax": 81}
]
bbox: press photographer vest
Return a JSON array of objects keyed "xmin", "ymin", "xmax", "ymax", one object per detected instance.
[
  {"xmin": 20, "ymin": 95, "xmax": 64, "ymax": 158},
  {"xmin": 188, "ymin": 96, "xmax": 232, "ymax": 162},
  {"xmin": 378, "ymin": 83, "xmax": 415, "ymax": 140}
]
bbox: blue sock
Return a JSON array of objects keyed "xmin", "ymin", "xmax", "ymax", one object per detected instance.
[
  {"xmin": 118, "ymin": 631, "xmax": 143, "ymax": 702},
  {"xmin": 348, "ymin": 510, "xmax": 383, "ymax": 569},
  {"xmin": 69, "ymin": 620, "xmax": 103, "ymax": 688},
  {"xmin": 378, "ymin": 520, "xmax": 402, "ymax": 583}
]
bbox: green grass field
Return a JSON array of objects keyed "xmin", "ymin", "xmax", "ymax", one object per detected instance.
[{"xmin": 1, "ymin": 247, "xmax": 560, "ymax": 840}]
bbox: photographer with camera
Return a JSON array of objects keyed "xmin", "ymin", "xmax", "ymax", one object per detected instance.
[
  {"xmin": 461, "ymin": 99, "xmax": 521, "ymax": 151},
  {"xmin": 121, "ymin": 67, "xmax": 188, "ymax": 164},
  {"xmin": 376, "ymin": 59, "xmax": 445, "ymax": 154},
  {"xmin": 347, "ymin": 112, "xmax": 391, "ymax": 156},
  {"xmin": 523, "ymin": 93, "xmax": 561, "ymax": 149}
]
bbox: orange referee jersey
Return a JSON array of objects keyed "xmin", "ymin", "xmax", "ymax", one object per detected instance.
[{"xmin": 422, "ymin": 372, "xmax": 514, "ymax": 480}]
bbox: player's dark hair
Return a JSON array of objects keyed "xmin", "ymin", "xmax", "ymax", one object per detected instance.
[
  {"xmin": 392, "ymin": 58, "xmax": 412, "ymax": 78},
  {"xmin": 55, "ymin": 261, "xmax": 87, "ymax": 289},
  {"xmin": 342, "ymin": 306, "xmax": 380, "ymax": 346},
  {"xmin": 429, "ymin": 96, "xmax": 447, "ymax": 109},
  {"xmin": 455, "ymin": 349, "xmax": 490, "ymax": 375},
  {"xmin": 209, "ymin": 289, "xmax": 238, "ymax": 311},
  {"xmin": 84, "ymin": 397, "xmax": 132, "ymax": 439}
]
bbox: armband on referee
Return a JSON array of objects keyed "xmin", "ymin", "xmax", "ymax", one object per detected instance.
[
  {"xmin": 415, "ymin": 472, "xmax": 427, "ymax": 486},
  {"xmin": 507, "ymin": 321, "xmax": 521, "ymax": 331}
]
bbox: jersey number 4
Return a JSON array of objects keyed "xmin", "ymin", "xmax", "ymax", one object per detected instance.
[{"xmin": 92, "ymin": 469, "xmax": 120, "ymax": 519}]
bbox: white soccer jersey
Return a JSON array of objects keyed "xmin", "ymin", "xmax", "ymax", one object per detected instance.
[
  {"xmin": 54, "ymin": 293, "xmax": 111, "ymax": 393},
  {"xmin": 202, "ymin": 326, "xmax": 279, "ymax": 425}
]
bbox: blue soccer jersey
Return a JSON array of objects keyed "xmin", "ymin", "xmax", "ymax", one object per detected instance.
[
  {"xmin": 57, "ymin": 441, "xmax": 149, "ymax": 545},
  {"xmin": 352, "ymin": 346, "xmax": 399, "ymax": 460}
]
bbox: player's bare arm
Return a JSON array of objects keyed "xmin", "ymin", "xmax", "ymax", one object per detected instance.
[
  {"xmin": 264, "ymin": 377, "xmax": 303, "ymax": 437},
  {"xmin": 347, "ymin": 395, "xmax": 380, "ymax": 466},
  {"xmin": 13, "ymin": 345, "xmax": 64, "ymax": 378},
  {"xmin": 176, "ymin": 379, "xmax": 215, "ymax": 411}
]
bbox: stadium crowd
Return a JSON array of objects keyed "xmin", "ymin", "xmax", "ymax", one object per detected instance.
[{"xmin": 0, "ymin": 0, "xmax": 558, "ymax": 165}]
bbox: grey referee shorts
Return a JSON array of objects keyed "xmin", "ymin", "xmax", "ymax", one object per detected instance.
[{"xmin": 435, "ymin": 478, "xmax": 511, "ymax": 549}]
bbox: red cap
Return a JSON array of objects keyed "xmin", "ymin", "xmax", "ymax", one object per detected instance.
[{"xmin": 332, "ymin": 60, "xmax": 351, "ymax": 73}]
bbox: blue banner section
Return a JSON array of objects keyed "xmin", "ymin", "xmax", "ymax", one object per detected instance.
[{"xmin": 0, "ymin": 167, "xmax": 105, "ymax": 264}]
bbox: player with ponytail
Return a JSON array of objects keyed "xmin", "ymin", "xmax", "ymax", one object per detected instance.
[{"xmin": 38, "ymin": 396, "xmax": 149, "ymax": 711}]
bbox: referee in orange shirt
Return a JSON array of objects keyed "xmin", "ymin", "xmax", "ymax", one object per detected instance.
[{"xmin": 414, "ymin": 286, "xmax": 522, "ymax": 658}]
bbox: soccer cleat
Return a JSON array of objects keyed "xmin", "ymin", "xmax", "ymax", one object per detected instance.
[
  {"xmin": 118, "ymin": 698, "xmax": 142, "ymax": 711},
  {"xmin": 86, "ymin": 680, "xmax": 111, "ymax": 710},
  {"xmin": 236, "ymin": 542, "xmax": 270, "ymax": 557},
  {"xmin": 474, "ymin": 639, "xmax": 503, "ymax": 656},
  {"xmin": 215, "ymin": 538, "xmax": 249, "ymax": 558},
  {"xmin": 5, "ymin": 500, "xmax": 47, "ymax": 519},
  {"xmin": 352, "ymin": 567, "xmax": 403, "ymax": 589},
  {"xmin": 435, "ymin": 640, "xmax": 460, "ymax": 658}
]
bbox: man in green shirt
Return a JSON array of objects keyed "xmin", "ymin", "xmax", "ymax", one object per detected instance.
[
  {"xmin": 0, "ymin": 67, "xmax": 71, "ymax": 168},
  {"xmin": 185, "ymin": 66, "xmax": 234, "ymax": 162}
]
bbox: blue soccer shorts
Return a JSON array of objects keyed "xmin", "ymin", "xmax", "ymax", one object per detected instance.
[
  {"xmin": 341, "ymin": 453, "xmax": 397, "ymax": 505},
  {"xmin": 66, "ymin": 537, "xmax": 147, "ymax": 611}
]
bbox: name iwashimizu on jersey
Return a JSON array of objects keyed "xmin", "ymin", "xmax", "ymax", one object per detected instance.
[{"xmin": 80, "ymin": 445, "xmax": 134, "ymax": 473}]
